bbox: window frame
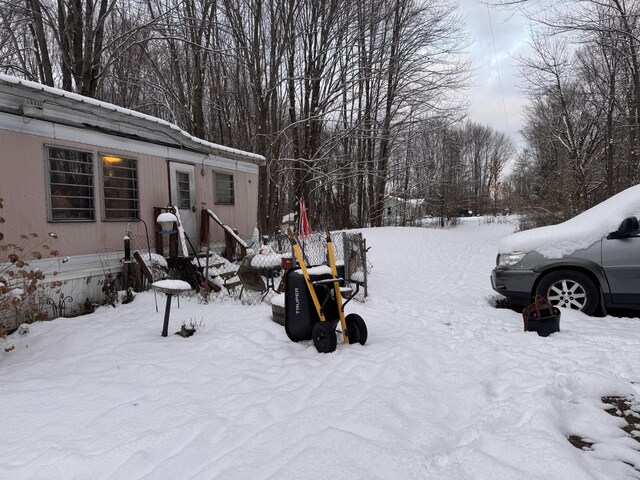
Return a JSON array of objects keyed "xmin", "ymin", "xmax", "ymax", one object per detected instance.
[
  {"xmin": 214, "ymin": 171, "xmax": 235, "ymax": 205},
  {"xmin": 176, "ymin": 171, "xmax": 192, "ymax": 209},
  {"xmin": 99, "ymin": 153, "xmax": 140, "ymax": 222},
  {"xmin": 45, "ymin": 145, "xmax": 96, "ymax": 223}
]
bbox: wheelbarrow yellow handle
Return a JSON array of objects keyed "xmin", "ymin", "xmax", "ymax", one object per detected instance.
[
  {"xmin": 287, "ymin": 228, "xmax": 326, "ymax": 323},
  {"xmin": 325, "ymin": 229, "xmax": 349, "ymax": 344}
]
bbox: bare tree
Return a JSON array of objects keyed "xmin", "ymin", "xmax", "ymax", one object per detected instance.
[
  {"xmin": 497, "ymin": 0, "xmax": 640, "ymax": 225},
  {"xmin": 221, "ymin": 0, "xmax": 297, "ymax": 234},
  {"xmin": 518, "ymin": 34, "xmax": 604, "ymax": 213},
  {"xmin": 0, "ymin": 0, "xmax": 473, "ymax": 234}
]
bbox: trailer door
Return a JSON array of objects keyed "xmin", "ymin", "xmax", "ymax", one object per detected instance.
[{"xmin": 168, "ymin": 161, "xmax": 197, "ymax": 254}]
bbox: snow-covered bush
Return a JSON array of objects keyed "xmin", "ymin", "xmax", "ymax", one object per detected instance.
[
  {"xmin": 137, "ymin": 251, "xmax": 169, "ymax": 281},
  {"xmin": 0, "ymin": 198, "xmax": 60, "ymax": 336}
]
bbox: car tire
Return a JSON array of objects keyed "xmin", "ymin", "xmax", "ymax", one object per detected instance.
[{"xmin": 536, "ymin": 270, "xmax": 599, "ymax": 315}]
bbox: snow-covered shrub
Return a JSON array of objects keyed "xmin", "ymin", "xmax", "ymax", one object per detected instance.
[
  {"xmin": 0, "ymin": 198, "xmax": 60, "ymax": 336},
  {"xmin": 137, "ymin": 251, "xmax": 169, "ymax": 281}
]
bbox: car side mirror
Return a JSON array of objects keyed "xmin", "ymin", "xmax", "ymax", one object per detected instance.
[{"xmin": 607, "ymin": 216, "xmax": 640, "ymax": 239}]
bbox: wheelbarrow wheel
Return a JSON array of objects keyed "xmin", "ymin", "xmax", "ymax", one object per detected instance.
[
  {"xmin": 312, "ymin": 321, "xmax": 337, "ymax": 353},
  {"xmin": 345, "ymin": 313, "xmax": 367, "ymax": 345}
]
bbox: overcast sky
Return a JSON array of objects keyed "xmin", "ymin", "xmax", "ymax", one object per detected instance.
[{"xmin": 459, "ymin": 0, "xmax": 532, "ymax": 150}]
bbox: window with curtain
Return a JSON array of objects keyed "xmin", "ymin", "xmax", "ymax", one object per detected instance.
[{"xmin": 46, "ymin": 146, "xmax": 95, "ymax": 221}]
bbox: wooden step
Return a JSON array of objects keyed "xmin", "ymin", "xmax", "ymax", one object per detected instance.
[
  {"xmin": 218, "ymin": 271, "xmax": 238, "ymax": 280},
  {"xmin": 224, "ymin": 280, "xmax": 242, "ymax": 290}
]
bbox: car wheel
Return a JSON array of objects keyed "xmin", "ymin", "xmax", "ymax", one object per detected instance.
[{"xmin": 536, "ymin": 270, "xmax": 599, "ymax": 315}]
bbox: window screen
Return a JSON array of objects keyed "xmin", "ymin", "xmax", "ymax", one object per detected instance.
[
  {"xmin": 47, "ymin": 146, "xmax": 95, "ymax": 221},
  {"xmin": 101, "ymin": 155, "xmax": 139, "ymax": 220},
  {"xmin": 177, "ymin": 171, "xmax": 191, "ymax": 209},
  {"xmin": 215, "ymin": 172, "xmax": 234, "ymax": 204}
]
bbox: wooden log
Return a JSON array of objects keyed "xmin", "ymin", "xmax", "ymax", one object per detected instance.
[
  {"xmin": 133, "ymin": 251, "xmax": 154, "ymax": 284},
  {"xmin": 200, "ymin": 208, "xmax": 209, "ymax": 246}
]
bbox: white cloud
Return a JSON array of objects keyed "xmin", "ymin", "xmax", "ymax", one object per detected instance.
[{"xmin": 459, "ymin": 0, "xmax": 534, "ymax": 149}]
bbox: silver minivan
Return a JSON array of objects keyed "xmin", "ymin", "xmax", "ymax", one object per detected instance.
[{"xmin": 491, "ymin": 202, "xmax": 640, "ymax": 316}]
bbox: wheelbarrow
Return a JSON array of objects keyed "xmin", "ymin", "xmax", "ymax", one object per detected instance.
[{"xmin": 284, "ymin": 229, "xmax": 367, "ymax": 353}]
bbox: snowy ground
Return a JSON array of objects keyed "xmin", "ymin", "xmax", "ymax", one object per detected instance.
[{"xmin": 2, "ymin": 218, "xmax": 640, "ymax": 479}]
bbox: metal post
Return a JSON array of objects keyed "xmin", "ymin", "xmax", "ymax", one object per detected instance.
[
  {"xmin": 161, "ymin": 294, "xmax": 172, "ymax": 337},
  {"xmin": 123, "ymin": 235, "xmax": 131, "ymax": 261}
]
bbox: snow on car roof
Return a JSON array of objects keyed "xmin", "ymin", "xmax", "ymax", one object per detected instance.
[{"xmin": 498, "ymin": 184, "xmax": 640, "ymax": 258}]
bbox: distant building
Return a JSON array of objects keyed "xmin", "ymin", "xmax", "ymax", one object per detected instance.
[{"xmin": 350, "ymin": 196, "xmax": 426, "ymax": 226}]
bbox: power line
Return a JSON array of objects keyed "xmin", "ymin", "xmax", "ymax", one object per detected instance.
[{"xmin": 487, "ymin": 5, "xmax": 512, "ymax": 140}]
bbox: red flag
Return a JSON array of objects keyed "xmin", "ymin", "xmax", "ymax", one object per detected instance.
[{"xmin": 299, "ymin": 196, "xmax": 311, "ymax": 238}]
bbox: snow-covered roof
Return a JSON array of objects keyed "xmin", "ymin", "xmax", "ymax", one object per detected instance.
[
  {"xmin": 498, "ymin": 184, "xmax": 640, "ymax": 258},
  {"xmin": 0, "ymin": 74, "xmax": 265, "ymax": 166}
]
